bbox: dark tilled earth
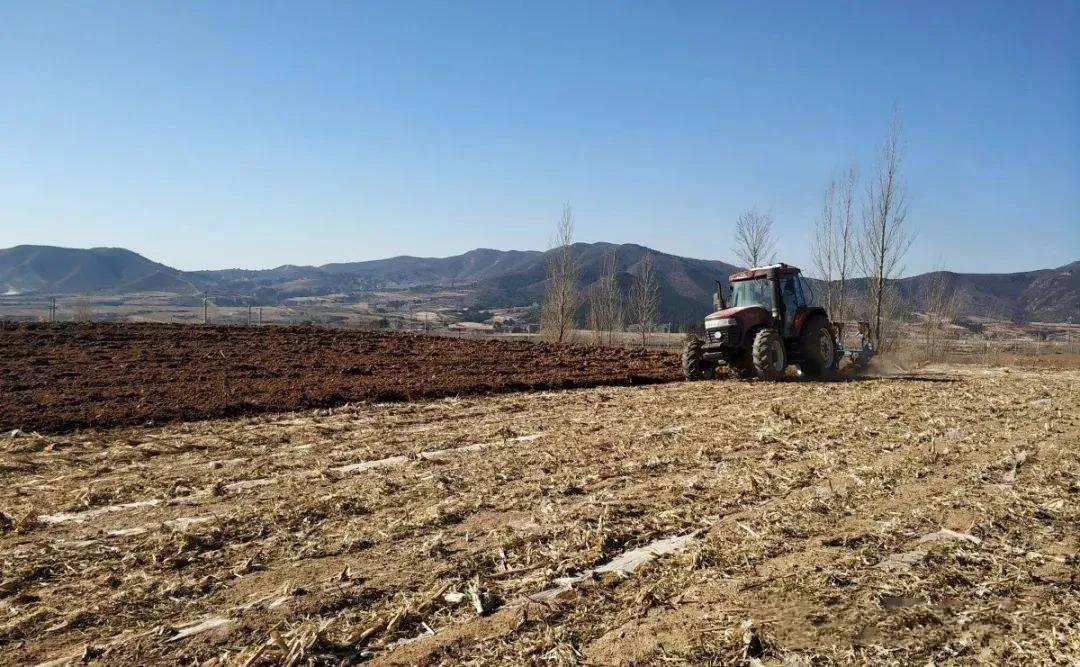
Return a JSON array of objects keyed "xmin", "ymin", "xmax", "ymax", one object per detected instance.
[{"xmin": 0, "ymin": 323, "xmax": 679, "ymax": 434}]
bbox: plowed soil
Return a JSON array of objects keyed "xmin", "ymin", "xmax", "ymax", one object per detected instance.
[
  {"xmin": 1, "ymin": 366, "xmax": 1076, "ymax": 665},
  {"xmin": 0, "ymin": 323, "xmax": 679, "ymax": 434}
]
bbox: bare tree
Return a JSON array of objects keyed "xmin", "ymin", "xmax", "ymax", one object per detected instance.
[
  {"xmin": 628, "ymin": 251, "xmax": 660, "ymax": 346},
  {"xmin": 859, "ymin": 108, "xmax": 914, "ymax": 350},
  {"xmin": 847, "ymin": 281, "xmax": 906, "ymax": 355},
  {"xmin": 74, "ymin": 293, "xmax": 94, "ymax": 322},
  {"xmin": 732, "ymin": 209, "xmax": 777, "ymax": 268},
  {"xmin": 540, "ymin": 204, "xmax": 580, "ymax": 343},
  {"xmin": 587, "ymin": 247, "xmax": 623, "ymax": 345},
  {"xmin": 812, "ymin": 181, "xmax": 837, "ymax": 314},
  {"xmin": 835, "ymin": 167, "xmax": 857, "ymax": 322},
  {"xmin": 920, "ymin": 268, "xmax": 964, "ymax": 361},
  {"xmin": 811, "ymin": 167, "xmax": 858, "ymax": 322}
]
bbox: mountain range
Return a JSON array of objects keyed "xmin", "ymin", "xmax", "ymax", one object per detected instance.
[{"xmin": 1, "ymin": 244, "xmax": 1076, "ymax": 323}]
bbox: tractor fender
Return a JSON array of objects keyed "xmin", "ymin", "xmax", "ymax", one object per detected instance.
[
  {"xmin": 794, "ymin": 307, "xmax": 830, "ymax": 336},
  {"xmin": 741, "ymin": 324, "xmax": 767, "ymax": 351}
]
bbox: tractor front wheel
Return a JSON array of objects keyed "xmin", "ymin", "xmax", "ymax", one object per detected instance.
[
  {"xmin": 751, "ymin": 328, "xmax": 787, "ymax": 381},
  {"xmin": 682, "ymin": 338, "xmax": 714, "ymax": 381}
]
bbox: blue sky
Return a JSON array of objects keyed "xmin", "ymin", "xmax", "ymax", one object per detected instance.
[{"xmin": 2, "ymin": 1, "xmax": 1077, "ymax": 274}]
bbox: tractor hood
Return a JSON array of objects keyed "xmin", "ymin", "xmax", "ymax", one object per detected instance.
[{"xmin": 705, "ymin": 305, "xmax": 771, "ymax": 330}]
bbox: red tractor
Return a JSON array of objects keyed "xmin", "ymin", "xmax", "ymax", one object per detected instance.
[{"xmin": 682, "ymin": 263, "xmax": 837, "ymax": 381}]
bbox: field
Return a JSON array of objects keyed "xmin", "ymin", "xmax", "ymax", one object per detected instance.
[
  {"xmin": 0, "ymin": 323, "xmax": 677, "ymax": 434},
  {"xmin": 1, "ymin": 326, "xmax": 1078, "ymax": 665}
]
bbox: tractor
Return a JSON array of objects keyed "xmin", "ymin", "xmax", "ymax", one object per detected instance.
[{"xmin": 682, "ymin": 263, "xmax": 838, "ymax": 381}]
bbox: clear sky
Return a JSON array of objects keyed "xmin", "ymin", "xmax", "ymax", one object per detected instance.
[{"xmin": 2, "ymin": 1, "xmax": 1077, "ymax": 274}]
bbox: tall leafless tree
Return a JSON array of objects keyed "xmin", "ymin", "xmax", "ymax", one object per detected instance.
[
  {"xmin": 587, "ymin": 247, "xmax": 623, "ymax": 345},
  {"xmin": 732, "ymin": 209, "xmax": 777, "ymax": 268},
  {"xmin": 74, "ymin": 293, "xmax": 94, "ymax": 322},
  {"xmin": 811, "ymin": 167, "xmax": 857, "ymax": 322},
  {"xmin": 859, "ymin": 108, "xmax": 914, "ymax": 350},
  {"xmin": 628, "ymin": 251, "xmax": 660, "ymax": 346},
  {"xmin": 812, "ymin": 181, "xmax": 838, "ymax": 313},
  {"xmin": 836, "ymin": 167, "xmax": 857, "ymax": 322},
  {"xmin": 540, "ymin": 204, "xmax": 580, "ymax": 343}
]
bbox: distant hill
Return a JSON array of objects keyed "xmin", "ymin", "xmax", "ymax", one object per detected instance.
[
  {"xmin": 1, "ymin": 244, "xmax": 1075, "ymax": 323},
  {"xmin": 0, "ymin": 245, "xmax": 198, "ymax": 295},
  {"xmin": 893, "ymin": 261, "xmax": 1080, "ymax": 323},
  {"xmin": 321, "ymin": 248, "xmax": 545, "ymax": 284},
  {"xmin": 462, "ymin": 243, "xmax": 741, "ymax": 324}
]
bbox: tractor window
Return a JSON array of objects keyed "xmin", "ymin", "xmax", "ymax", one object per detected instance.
[
  {"xmin": 780, "ymin": 276, "xmax": 798, "ymax": 315},
  {"xmin": 796, "ymin": 275, "xmax": 815, "ymax": 308},
  {"xmin": 730, "ymin": 279, "xmax": 773, "ymax": 309}
]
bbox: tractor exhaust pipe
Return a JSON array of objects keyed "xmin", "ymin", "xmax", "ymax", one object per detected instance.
[
  {"xmin": 714, "ymin": 279, "xmax": 727, "ymax": 310},
  {"xmin": 767, "ymin": 267, "xmax": 783, "ymax": 323}
]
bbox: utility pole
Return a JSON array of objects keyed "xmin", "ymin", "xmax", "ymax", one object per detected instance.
[
  {"xmin": 259, "ymin": 307, "xmax": 263, "ymax": 325},
  {"xmin": 203, "ymin": 292, "xmax": 209, "ymax": 324},
  {"xmin": 247, "ymin": 302, "xmax": 253, "ymax": 325},
  {"xmin": 48, "ymin": 297, "xmax": 57, "ymax": 323}
]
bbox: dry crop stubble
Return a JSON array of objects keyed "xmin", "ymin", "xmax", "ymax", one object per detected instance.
[{"xmin": 0, "ymin": 366, "xmax": 1076, "ymax": 665}]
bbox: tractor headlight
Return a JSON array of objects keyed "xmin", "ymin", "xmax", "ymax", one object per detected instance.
[{"xmin": 705, "ymin": 318, "xmax": 735, "ymax": 330}]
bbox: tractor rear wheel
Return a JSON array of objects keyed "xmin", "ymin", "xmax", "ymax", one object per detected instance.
[
  {"xmin": 751, "ymin": 328, "xmax": 786, "ymax": 380},
  {"xmin": 682, "ymin": 338, "xmax": 713, "ymax": 380},
  {"xmin": 800, "ymin": 316, "xmax": 838, "ymax": 378}
]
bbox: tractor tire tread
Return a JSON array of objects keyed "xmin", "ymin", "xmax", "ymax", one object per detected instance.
[
  {"xmin": 751, "ymin": 328, "xmax": 786, "ymax": 381},
  {"xmin": 682, "ymin": 338, "xmax": 708, "ymax": 381}
]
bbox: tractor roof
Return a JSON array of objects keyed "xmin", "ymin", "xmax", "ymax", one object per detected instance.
[{"xmin": 729, "ymin": 263, "xmax": 802, "ymax": 282}]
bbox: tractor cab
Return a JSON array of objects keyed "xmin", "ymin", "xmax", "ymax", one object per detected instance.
[
  {"xmin": 722, "ymin": 264, "xmax": 810, "ymax": 336},
  {"xmin": 685, "ymin": 263, "xmax": 838, "ymax": 381}
]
